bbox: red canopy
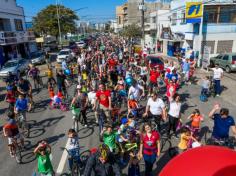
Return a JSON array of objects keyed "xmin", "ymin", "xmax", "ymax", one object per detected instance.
[{"xmin": 160, "ymin": 146, "xmax": 236, "ymax": 176}]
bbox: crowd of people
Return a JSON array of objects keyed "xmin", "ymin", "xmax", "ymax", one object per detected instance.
[{"xmin": 2, "ymin": 34, "xmax": 236, "ymax": 176}]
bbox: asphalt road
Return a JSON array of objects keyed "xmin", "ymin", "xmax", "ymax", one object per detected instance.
[{"xmin": 0, "ymin": 65, "xmax": 236, "ymax": 176}]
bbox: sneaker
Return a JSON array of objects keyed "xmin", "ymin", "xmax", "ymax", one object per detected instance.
[
  {"xmin": 10, "ymin": 152, "xmax": 14, "ymax": 158},
  {"xmin": 216, "ymin": 94, "xmax": 220, "ymax": 97},
  {"xmin": 84, "ymin": 124, "xmax": 87, "ymax": 127}
]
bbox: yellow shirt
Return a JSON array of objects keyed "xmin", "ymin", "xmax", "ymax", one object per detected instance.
[
  {"xmin": 82, "ymin": 73, "xmax": 87, "ymax": 80},
  {"xmin": 178, "ymin": 133, "xmax": 190, "ymax": 150},
  {"xmin": 47, "ymin": 69, "xmax": 53, "ymax": 78}
]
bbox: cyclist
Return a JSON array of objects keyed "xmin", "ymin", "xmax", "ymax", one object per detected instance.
[
  {"xmin": 144, "ymin": 92, "xmax": 166, "ymax": 131},
  {"xmin": 28, "ymin": 65, "xmax": 41, "ymax": 90},
  {"xmin": 128, "ymin": 80, "xmax": 145, "ymax": 101},
  {"xmin": 56, "ymin": 69, "xmax": 69, "ymax": 97},
  {"xmin": 208, "ymin": 104, "xmax": 236, "ymax": 139},
  {"xmin": 17, "ymin": 77, "xmax": 33, "ymax": 103},
  {"xmin": 101, "ymin": 124, "xmax": 118, "ymax": 153},
  {"xmin": 14, "ymin": 94, "xmax": 31, "ymax": 121},
  {"xmin": 148, "ymin": 66, "xmax": 160, "ymax": 96},
  {"xmin": 83, "ymin": 144, "xmax": 121, "ymax": 176},
  {"xmin": 94, "ymin": 83, "xmax": 112, "ymax": 123},
  {"xmin": 66, "ymin": 129, "xmax": 82, "ymax": 172},
  {"xmin": 5, "ymin": 85, "xmax": 16, "ymax": 111},
  {"xmin": 3, "ymin": 111, "xmax": 24, "ymax": 157}
]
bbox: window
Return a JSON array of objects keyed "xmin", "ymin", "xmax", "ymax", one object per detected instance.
[
  {"xmin": 180, "ymin": 11, "xmax": 186, "ymax": 24},
  {"xmin": 118, "ymin": 16, "xmax": 121, "ymax": 24},
  {"xmin": 14, "ymin": 19, "xmax": 23, "ymax": 31},
  {"xmin": 223, "ymin": 55, "xmax": 229, "ymax": 60},
  {"xmin": 204, "ymin": 7, "xmax": 218, "ymax": 23},
  {"xmin": 219, "ymin": 6, "xmax": 236, "ymax": 23},
  {"xmin": 152, "ymin": 17, "xmax": 156, "ymax": 24},
  {"xmin": 171, "ymin": 13, "xmax": 177, "ymax": 25}
]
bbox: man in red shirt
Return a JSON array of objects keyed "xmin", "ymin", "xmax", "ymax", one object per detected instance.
[
  {"xmin": 93, "ymin": 84, "xmax": 112, "ymax": 123},
  {"xmin": 149, "ymin": 67, "xmax": 160, "ymax": 96},
  {"xmin": 107, "ymin": 56, "xmax": 118, "ymax": 71}
]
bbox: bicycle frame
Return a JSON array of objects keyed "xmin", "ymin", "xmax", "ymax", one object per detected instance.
[{"xmin": 9, "ymin": 138, "xmax": 22, "ymax": 164}]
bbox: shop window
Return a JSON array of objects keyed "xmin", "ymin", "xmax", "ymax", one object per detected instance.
[{"xmin": 14, "ymin": 19, "xmax": 23, "ymax": 31}]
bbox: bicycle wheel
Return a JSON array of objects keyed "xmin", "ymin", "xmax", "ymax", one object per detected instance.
[
  {"xmin": 15, "ymin": 145, "xmax": 22, "ymax": 164},
  {"xmin": 71, "ymin": 159, "xmax": 80, "ymax": 176},
  {"xmin": 22, "ymin": 121, "xmax": 30, "ymax": 138}
]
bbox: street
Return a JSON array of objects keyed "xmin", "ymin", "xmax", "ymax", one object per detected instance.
[{"xmin": 0, "ymin": 61, "xmax": 236, "ymax": 176}]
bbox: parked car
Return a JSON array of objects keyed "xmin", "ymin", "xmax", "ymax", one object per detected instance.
[
  {"xmin": 0, "ymin": 59, "xmax": 29, "ymax": 78},
  {"xmin": 31, "ymin": 51, "xmax": 46, "ymax": 65},
  {"xmin": 76, "ymin": 41, "xmax": 86, "ymax": 48},
  {"xmin": 146, "ymin": 55, "xmax": 164, "ymax": 71},
  {"xmin": 210, "ymin": 53, "xmax": 236, "ymax": 73},
  {"xmin": 56, "ymin": 49, "xmax": 73, "ymax": 63}
]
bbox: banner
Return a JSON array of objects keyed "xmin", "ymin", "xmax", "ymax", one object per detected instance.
[{"xmin": 186, "ymin": 2, "xmax": 203, "ymax": 23}]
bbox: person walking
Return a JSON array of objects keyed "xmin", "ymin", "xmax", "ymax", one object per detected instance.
[{"xmin": 211, "ymin": 63, "xmax": 223, "ymax": 96}]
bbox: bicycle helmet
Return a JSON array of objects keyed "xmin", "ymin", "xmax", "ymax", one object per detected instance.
[
  {"xmin": 121, "ymin": 117, "xmax": 128, "ymax": 125},
  {"xmin": 98, "ymin": 144, "xmax": 110, "ymax": 160},
  {"xmin": 6, "ymin": 85, "xmax": 13, "ymax": 91}
]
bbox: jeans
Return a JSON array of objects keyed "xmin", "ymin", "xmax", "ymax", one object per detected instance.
[
  {"xmin": 214, "ymin": 80, "xmax": 221, "ymax": 95},
  {"xmin": 201, "ymin": 88, "xmax": 208, "ymax": 96},
  {"xmin": 143, "ymin": 154, "xmax": 157, "ymax": 176},
  {"xmin": 68, "ymin": 149, "xmax": 81, "ymax": 171},
  {"xmin": 168, "ymin": 115, "xmax": 179, "ymax": 135}
]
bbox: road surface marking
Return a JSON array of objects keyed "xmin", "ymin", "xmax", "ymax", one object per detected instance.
[{"xmin": 56, "ymin": 139, "xmax": 70, "ymax": 174}]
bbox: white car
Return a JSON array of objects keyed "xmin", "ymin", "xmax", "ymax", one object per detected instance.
[
  {"xmin": 57, "ymin": 49, "xmax": 73, "ymax": 63},
  {"xmin": 76, "ymin": 41, "xmax": 86, "ymax": 48}
]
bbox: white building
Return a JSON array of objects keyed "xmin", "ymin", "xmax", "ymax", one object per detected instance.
[
  {"xmin": 0, "ymin": 0, "xmax": 36, "ymax": 65},
  {"xmin": 159, "ymin": 0, "xmax": 236, "ymax": 62}
]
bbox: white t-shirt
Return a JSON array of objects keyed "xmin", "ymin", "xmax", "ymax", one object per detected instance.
[
  {"xmin": 67, "ymin": 137, "xmax": 79, "ymax": 150},
  {"xmin": 88, "ymin": 91, "xmax": 96, "ymax": 105},
  {"xmin": 168, "ymin": 101, "xmax": 181, "ymax": 118},
  {"xmin": 77, "ymin": 57, "xmax": 84, "ymax": 65},
  {"xmin": 147, "ymin": 98, "xmax": 165, "ymax": 115},
  {"xmin": 128, "ymin": 84, "xmax": 143, "ymax": 100},
  {"xmin": 212, "ymin": 68, "xmax": 223, "ymax": 80}
]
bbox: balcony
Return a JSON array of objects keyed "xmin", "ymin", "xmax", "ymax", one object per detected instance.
[{"xmin": 0, "ymin": 31, "xmax": 35, "ymax": 45}]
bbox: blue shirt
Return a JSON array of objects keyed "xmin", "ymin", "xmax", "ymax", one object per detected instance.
[
  {"xmin": 212, "ymin": 114, "xmax": 235, "ymax": 139},
  {"xmin": 61, "ymin": 61, "xmax": 67, "ymax": 70},
  {"xmin": 182, "ymin": 61, "xmax": 190, "ymax": 72},
  {"xmin": 15, "ymin": 98, "xmax": 28, "ymax": 111}
]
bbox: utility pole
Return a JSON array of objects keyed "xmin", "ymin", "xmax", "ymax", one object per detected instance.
[
  {"xmin": 139, "ymin": 0, "xmax": 145, "ymax": 46},
  {"xmin": 56, "ymin": 0, "xmax": 62, "ymax": 47}
]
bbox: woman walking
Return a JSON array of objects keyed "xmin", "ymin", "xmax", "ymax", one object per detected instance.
[{"xmin": 139, "ymin": 122, "xmax": 161, "ymax": 176}]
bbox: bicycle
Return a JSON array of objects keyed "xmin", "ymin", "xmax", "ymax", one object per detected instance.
[
  {"xmin": 206, "ymin": 136, "xmax": 236, "ymax": 150},
  {"xmin": 9, "ymin": 137, "xmax": 22, "ymax": 164},
  {"xmin": 61, "ymin": 147, "xmax": 82, "ymax": 176},
  {"xmin": 16, "ymin": 111, "xmax": 30, "ymax": 138}
]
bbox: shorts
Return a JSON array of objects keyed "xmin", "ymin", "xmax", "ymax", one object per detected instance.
[
  {"xmin": 149, "ymin": 82, "xmax": 157, "ymax": 89},
  {"xmin": 8, "ymin": 133, "xmax": 22, "ymax": 145}
]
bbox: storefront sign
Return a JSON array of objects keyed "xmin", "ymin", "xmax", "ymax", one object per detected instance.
[{"xmin": 186, "ymin": 2, "xmax": 203, "ymax": 23}]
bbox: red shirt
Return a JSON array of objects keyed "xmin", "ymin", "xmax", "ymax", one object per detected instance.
[
  {"xmin": 141, "ymin": 131, "xmax": 160, "ymax": 155},
  {"xmin": 96, "ymin": 90, "xmax": 111, "ymax": 108},
  {"xmin": 6, "ymin": 92, "xmax": 16, "ymax": 103},
  {"xmin": 166, "ymin": 84, "xmax": 177, "ymax": 98},
  {"xmin": 108, "ymin": 59, "xmax": 117, "ymax": 70},
  {"xmin": 149, "ymin": 70, "xmax": 160, "ymax": 83}
]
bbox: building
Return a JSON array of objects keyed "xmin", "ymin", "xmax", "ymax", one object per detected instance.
[
  {"xmin": 116, "ymin": 3, "xmax": 128, "ymax": 32},
  {"xmin": 0, "ymin": 0, "xmax": 36, "ymax": 66},
  {"xmin": 159, "ymin": 0, "xmax": 236, "ymax": 62}
]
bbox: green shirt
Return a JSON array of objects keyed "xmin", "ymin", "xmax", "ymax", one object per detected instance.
[
  {"xmin": 37, "ymin": 152, "xmax": 53, "ymax": 174},
  {"xmin": 103, "ymin": 131, "xmax": 118, "ymax": 151}
]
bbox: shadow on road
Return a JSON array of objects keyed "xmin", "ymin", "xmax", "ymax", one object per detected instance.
[
  {"xmin": 36, "ymin": 115, "xmax": 65, "ymax": 128},
  {"xmin": 45, "ymin": 133, "xmax": 65, "ymax": 146},
  {"xmin": 78, "ymin": 127, "xmax": 94, "ymax": 139}
]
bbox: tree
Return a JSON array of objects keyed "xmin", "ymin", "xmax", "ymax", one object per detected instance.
[
  {"xmin": 33, "ymin": 5, "xmax": 79, "ymax": 38},
  {"xmin": 121, "ymin": 24, "xmax": 142, "ymax": 39}
]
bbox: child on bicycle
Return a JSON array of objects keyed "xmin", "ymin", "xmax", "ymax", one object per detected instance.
[
  {"xmin": 66, "ymin": 129, "xmax": 82, "ymax": 172},
  {"xmin": 3, "ymin": 111, "xmax": 24, "ymax": 158}
]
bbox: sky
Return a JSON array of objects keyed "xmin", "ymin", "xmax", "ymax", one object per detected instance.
[{"xmin": 17, "ymin": 0, "xmax": 128, "ymax": 23}]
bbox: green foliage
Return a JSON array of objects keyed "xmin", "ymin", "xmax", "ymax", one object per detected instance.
[
  {"xmin": 121, "ymin": 24, "xmax": 142, "ymax": 39},
  {"xmin": 33, "ymin": 5, "xmax": 79, "ymax": 37}
]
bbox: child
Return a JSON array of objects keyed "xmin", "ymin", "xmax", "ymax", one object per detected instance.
[
  {"xmin": 66, "ymin": 129, "xmax": 81, "ymax": 171},
  {"xmin": 34, "ymin": 140, "xmax": 54, "ymax": 176},
  {"xmin": 178, "ymin": 127, "xmax": 197, "ymax": 152},
  {"xmin": 5, "ymin": 86, "xmax": 16, "ymax": 110},
  {"xmin": 127, "ymin": 95, "xmax": 139, "ymax": 118},
  {"xmin": 51, "ymin": 91, "xmax": 63, "ymax": 107},
  {"xmin": 187, "ymin": 109, "xmax": 203, "ymax": 130},
  {"xmin": 128, "ymin": 152, "xmax": 141, "ymax": 176},
  {"xmin": 200, "ymin": 76, "xmax": 210, "ymax": 99},
  {"xmin": 48, "ymin": 86, "xmax": 55, "ymax": 100},
  {"xmin": 101, "ymin": 124, "xmax": 118, "ymax": 153},
  {"xmin": 3, "ymin": 111, "xmax": 24, "ymax": 157}
]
